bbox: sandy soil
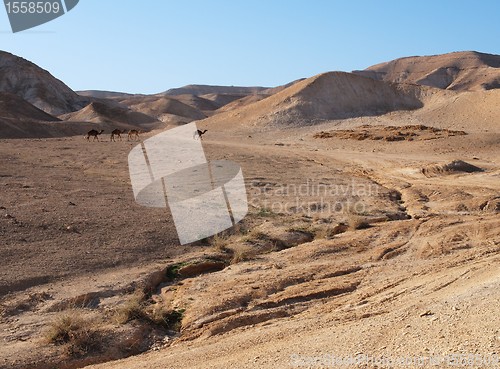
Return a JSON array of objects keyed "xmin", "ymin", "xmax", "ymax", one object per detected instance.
[{"xmin": 0, "ymin": 112, "xmax": 498, "ymax": 368}]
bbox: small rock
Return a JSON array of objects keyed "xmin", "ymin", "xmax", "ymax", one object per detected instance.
[
  {"xmin": 420, "ymin": 310, "xmax": 433, "ymax": 317},
  {"xmin": 68, "ymin": 201, "xmax": 76, "ymax": 206},
  {"xmin": 65, "ymin": 225, "xmax": 79, "ymax": 233}
]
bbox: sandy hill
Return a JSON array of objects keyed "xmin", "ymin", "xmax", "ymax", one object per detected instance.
[
  {"xmin": 354, "ymin": 51, "xmax": 500, "ymax": 91},
  {"xmin": 212, "ymin": 80, "xmax": 307, "ymax": 113},
  {"xmin": 115, "ymin": 95, "xmax": 206, "ymax": 124},
  {"xmin": 199, "ymin": 92, "xmax": 253, "ymax": 108},
  {"xmin": 163, "ymin": 84, "xmax": 268, "ymax": 96},
  {"xmin": 169, "ymin": 94, "xmax": 220, "ymax": 112},
  {"xmin": 59, "ymin": 101, "xmax": 159, "ymax": 129},
  {"xmin": 0, "ymin": 51, "xmax": 89, "ymax": 115},
  {"xmin": 216, "ymin": 93, "xmax": 271, "ymax": 112},
  {"xmin": 0, "ymin": 92, "xmax": 64, "ymax": 138},
  {"xmin": 414, "ymin": 88, "xmax": 500, "ymax": 132},
  {"xmin": 261, "ymin": 78, "xmax": 306, "ymax": 95},
  {"xmin": 0, "ymin": 92, "xmax": 59, "ymax": 122},
  {"xmin": 0, "ymin": 93, "xmax": 109, "ymax": 138},
  {"xmin": 202, "ymin": 71, "xmax": 426, "ymax": 129}
]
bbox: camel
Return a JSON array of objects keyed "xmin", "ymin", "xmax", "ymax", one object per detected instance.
[
  {"xmin": 194, "ymin": 129, "xmax": 208, "ymax": 140},
  {"xmin": 128, "ymin": 129, "xmax": 142, "ymax": 141},
  {"xmin": 86, "ymin": 129, "xmax": 104, "ymax": 141},
  {"xmin": 110, "ymin": 129, "xmax": 125, "ymax": 142}
]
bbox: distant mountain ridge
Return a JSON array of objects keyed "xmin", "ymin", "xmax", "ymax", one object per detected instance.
[
  {"xmin": 1, "ymin": 49, "xmax": 499, "ymax": 138},
  {"xmin": 162, "ymin": 84, "xmax": 269, "ymax": 96},
  {"xmin": 353, "ymin": 51, "xmax": 500, "ymax": 91},
  {"xmin": 77, "ymin": 90, "xmax": 144, "ymax": 99},
  {"xmin": 59, "ymin": 101, "xmax": 159, "ymax": 127}
]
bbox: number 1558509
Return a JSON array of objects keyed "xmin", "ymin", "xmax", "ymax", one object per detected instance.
[{"xmin": 5, "ymin": 1, "xmax": 61, "ymax": 14}]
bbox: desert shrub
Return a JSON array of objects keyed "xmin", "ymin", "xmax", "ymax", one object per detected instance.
[
  {"xmin": 112, "ymin": 292, "xmax": 148, "ymax": 324},
  {"xmin": 230, "ymin": 245, "xmax": 255, "ymax": 264},
  {"xmin": 113, "ymin": 292, "xmax": 184, "ymax": 331},
  {"xmin": 147, "ymin": 307, "xmax": 185, "ymax": 331},
  {"xmin": 210, "ymin": 233, "xmax": 229, "ymax": 252},
  {"xmin": 46, "ymin": 311, "xmax": 105, "ymax": 357}
]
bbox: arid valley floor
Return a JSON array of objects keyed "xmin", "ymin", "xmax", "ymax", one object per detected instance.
[{"xmin": 0, "ymin": 51, "xmax": 499, "ymax": 368}]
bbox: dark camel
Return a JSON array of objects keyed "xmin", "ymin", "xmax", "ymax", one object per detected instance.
[
  {"xmin": 110, "ymin": 129, "xmax": 125, "ymax": 142},
  {"xmin": 127, "ymin": 129, "xmax": 142, "ymax": 141},
  {"xmin": 194, "ymin": 129, "xmax": 208, "ymax": 140},
  {"xmin": 86, "ymin": 129, "xmax": 104, "ymax": 141}
]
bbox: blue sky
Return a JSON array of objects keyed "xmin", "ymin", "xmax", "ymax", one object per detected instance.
[{"xmin": 1, "ymin": 0, "xmax": 499, "ymax": 94}]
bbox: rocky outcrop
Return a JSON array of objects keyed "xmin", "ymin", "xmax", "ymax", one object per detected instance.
[{"xmin": 0, "ymin": 51, "xmax": 89, "ymax": 115}]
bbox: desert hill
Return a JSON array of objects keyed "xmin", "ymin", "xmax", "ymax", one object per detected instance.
[
  {"xmin": 77, "ymin": 90, "xmax": 144, "ymax": 99},
  {"xmin": 0, "ymin": 51, "xmax": 89, "ymax": 115},
  {"xmin": 214, "ymin": 80, "xmax": 307, "ymax": 113},
  {"xmin": 215, "ymin": 93, "xmax": 270, "ymax": 112},
  {"xmin": 0, "ymin": 92, "xmax": 59, "ymax": 122},
  {"xmin": 0, "ymin": 92, "xmax": 64, "ymax": 138},
  {"xmin": 115, "ymin": 95, "xmax": 206, "ymax": 123},
  {"xmin": 163, "ymin": 81, "xmax": 307, "ymax": 113},
  {"xmin": 202, "ymin": 71, "xmax": 427, "ymax": 129},
  {"xmin": 167, "ymin": 94, "xmax": 220, "ymax": 113},
  {"xmin": 59, "ymin": 101, "xmax": 160, "ymax": 130},
  {"xmin": 414, "ymin": 88, "xmax": 500, "ymax": 132},
  {"xmin": 199, "ymin": 92, "xmax": 253, "ymax": 109},
  {"xmin": 0, "ymin": 93, "xmax": 116, "ymax": 139},
  {"xmin": 354, "ymin": 51, "xmax": 500, "ymax": 91},
  {"xmin": 163, "ymin": 84, "xmax": 268, "ymax": 96},
  {"xmin": 161, "ymin": 84, "xmax": 273, "ymax": 116}
]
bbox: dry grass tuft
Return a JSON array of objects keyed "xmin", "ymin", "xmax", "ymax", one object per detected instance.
[
  {"xmin": 112, "ymin": 291, "xmax": 147, "ymax": 325},
  {"xmin": 45, "ymin": 311, "xmax": 105, "ymax": 358},
  {"xmin": 230, "ymin": 245, "xmax": 255, "ymax": 264},
  {"xmin": 112, "ymin": 291, "xmax": 184, "ymax": 331},
  {"xmin": 210, "ymin": 233, "xmax": 229, "ymax": 252},
  {"xmin": 146, "ymin": 306, "xmax": 185, "ymax": 331}
]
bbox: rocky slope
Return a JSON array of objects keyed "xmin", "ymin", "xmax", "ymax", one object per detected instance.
[
  {"xmin": 0, "ymin": 92, "xmax": 63, "ymax": 138},
  {"xmin": 115, "ymin": 96, "xmax": 206, "ymax": 123},
  {"xmin": 0, "ymin": 51, "xmax": 89, "ymax": 115},
  {"xmin": 59, "ymin": 101, "xmax": 160, "ymax": 129},
  {"xmin": 202, "ymin": 71, "xmax": 427, "ymax": 129},
  {"xmin": 354, "ymin": 51, "xmax": 500, "ymax": 91}
]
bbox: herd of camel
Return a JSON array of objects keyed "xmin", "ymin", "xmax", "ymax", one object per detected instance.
[
  {"xmin": 85, "ymin": 129, "xmax": 140, "ymax": 142},
  {"xmin": 85, "ymin": 128, "xmax": 208, "ymax": 142}
]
